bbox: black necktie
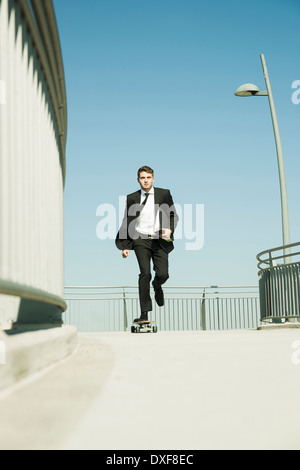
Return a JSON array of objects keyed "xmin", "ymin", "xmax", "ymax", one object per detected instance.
[
  {"xmin": 142, "ymin": 192, "xmax": 150, "ymax": 206},
  {"xmin": 138, "ymin": 192, "xmax": 150, "ymax": 218}
]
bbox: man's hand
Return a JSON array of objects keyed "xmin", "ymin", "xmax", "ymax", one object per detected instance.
[
  {"xmin": 122, "ymin": 250, "xmax": 130, "ymax": 258},
  {"xmin": 160, "ymin": 228, "xmax": 172, "ymax": 240}
]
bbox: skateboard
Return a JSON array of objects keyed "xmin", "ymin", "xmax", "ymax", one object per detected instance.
[{"xmin": 131, "ymin": 320, "xmax": 158, "ymax": 334}]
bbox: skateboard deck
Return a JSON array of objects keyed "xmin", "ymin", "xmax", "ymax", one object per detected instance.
[{"xmin": 131, "ymin": 320, "xmax": 158, "ymax": 333}]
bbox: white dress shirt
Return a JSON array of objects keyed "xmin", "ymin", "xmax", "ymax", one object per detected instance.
[{"xmin": 135, "ymin": 187, "xmax": 160, "ymax": 237}]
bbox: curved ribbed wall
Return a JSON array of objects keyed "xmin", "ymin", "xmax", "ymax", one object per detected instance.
[{"xmin": 0, "ymin": 0, "xmax": 67, "ymax": 326}]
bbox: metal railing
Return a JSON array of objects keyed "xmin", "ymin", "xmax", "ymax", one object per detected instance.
[
  {"xmin": 64, "ymin": 286, "xmax": 261, "ymax": 332},
  {"xmin": 257, "ymin": 242, "xmax": 300, "ymax": 323},
  {"xmin": 0, "ymin": 0, "xmax": 67, "ymax": 328},
  {"xmin": 17, "ymin": 0, "xmax": 67, "ymax": 184}
]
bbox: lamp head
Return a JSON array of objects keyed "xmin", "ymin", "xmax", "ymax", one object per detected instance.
[{"xmin": 234, "ymin": 83, "xmax": 260, "ymax": 96}]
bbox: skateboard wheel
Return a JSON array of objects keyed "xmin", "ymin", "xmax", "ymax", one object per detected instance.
[
  {"xmin": 131, "ymin": 326, "xmax": 136, "ymax": 333},
  {"xmin": 153, "ymin": 326, "xmax": 158, "ymax": 333}
]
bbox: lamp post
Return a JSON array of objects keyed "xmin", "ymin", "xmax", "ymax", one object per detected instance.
[{"xmin": 235, "ymin": 54, "xmax": 291, "ymax": 264}]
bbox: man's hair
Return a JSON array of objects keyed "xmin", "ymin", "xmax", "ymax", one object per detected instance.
[{"xmin": 137, "ymin": 166, "xmax": 154, "ymax": 178}]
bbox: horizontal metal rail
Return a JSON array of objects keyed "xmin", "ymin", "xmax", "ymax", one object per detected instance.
[
  {"xmin": 257, "ymin": 242, "xmax": 300, "ymax": 322},
  {"xmin": 0, "ymin": 280, "xmax": 67, "ymax": 328},
  {"xmin": 64, "ymin": 286, "xmax": 261, "ymax": 332},
  {"xmin": 257, "ymin": 241, "xmax": 300, "ymax": 271}
]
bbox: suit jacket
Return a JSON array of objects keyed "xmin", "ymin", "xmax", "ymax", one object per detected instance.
[{"xmin": 115, "ymin": 187, "xmax": 179, "ymax": 254}]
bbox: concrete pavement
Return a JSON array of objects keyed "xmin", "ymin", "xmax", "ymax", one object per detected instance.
[{"xmin": 0, "ymin": 328, "xmax": 300, "ymax": 450}]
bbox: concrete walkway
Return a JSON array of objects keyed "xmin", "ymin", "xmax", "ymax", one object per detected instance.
[{"xmin": 0, "ymin": 328, "xmax": 300, "ymax": 450}]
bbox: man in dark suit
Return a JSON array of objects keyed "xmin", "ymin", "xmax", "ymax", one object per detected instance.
[{"xmin": 116, "ymin": 166, "xmax": 179, "ymax": 322}]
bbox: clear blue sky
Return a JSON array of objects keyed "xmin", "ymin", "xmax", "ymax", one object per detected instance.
[{"xmin": 53, "ymin": 0, "xmax": 300, "ymax": 288}]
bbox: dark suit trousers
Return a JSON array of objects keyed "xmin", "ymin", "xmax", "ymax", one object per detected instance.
[{"xmin": 133, "ymin": 238, "xmax": 169, "ymax": 313}]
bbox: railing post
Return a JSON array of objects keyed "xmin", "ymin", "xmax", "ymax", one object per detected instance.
[
  {"xmin": 123, "ymin": 288, "xmax": 128, "ymax": 332},
  {"xmin": 201, "ymin": 289, "xmax": 206, "ymax": 331}
]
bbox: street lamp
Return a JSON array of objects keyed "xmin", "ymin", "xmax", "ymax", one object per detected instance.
[{"xmin": 235, "ymin": 54, "xmax": 291, "ymax": 263}]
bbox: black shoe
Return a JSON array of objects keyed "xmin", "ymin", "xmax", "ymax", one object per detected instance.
[
  {"xmin": 134, "ymin": 312, "xmax": 149, "ymax": 323},
  {"xmin": 152, "ymin": 283, "xmax": 164, "ymax": 307}
]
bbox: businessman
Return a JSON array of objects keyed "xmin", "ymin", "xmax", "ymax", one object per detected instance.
[{"xmin": 116, "ymin": 166, "xmax": 179, "ymax": 322}]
